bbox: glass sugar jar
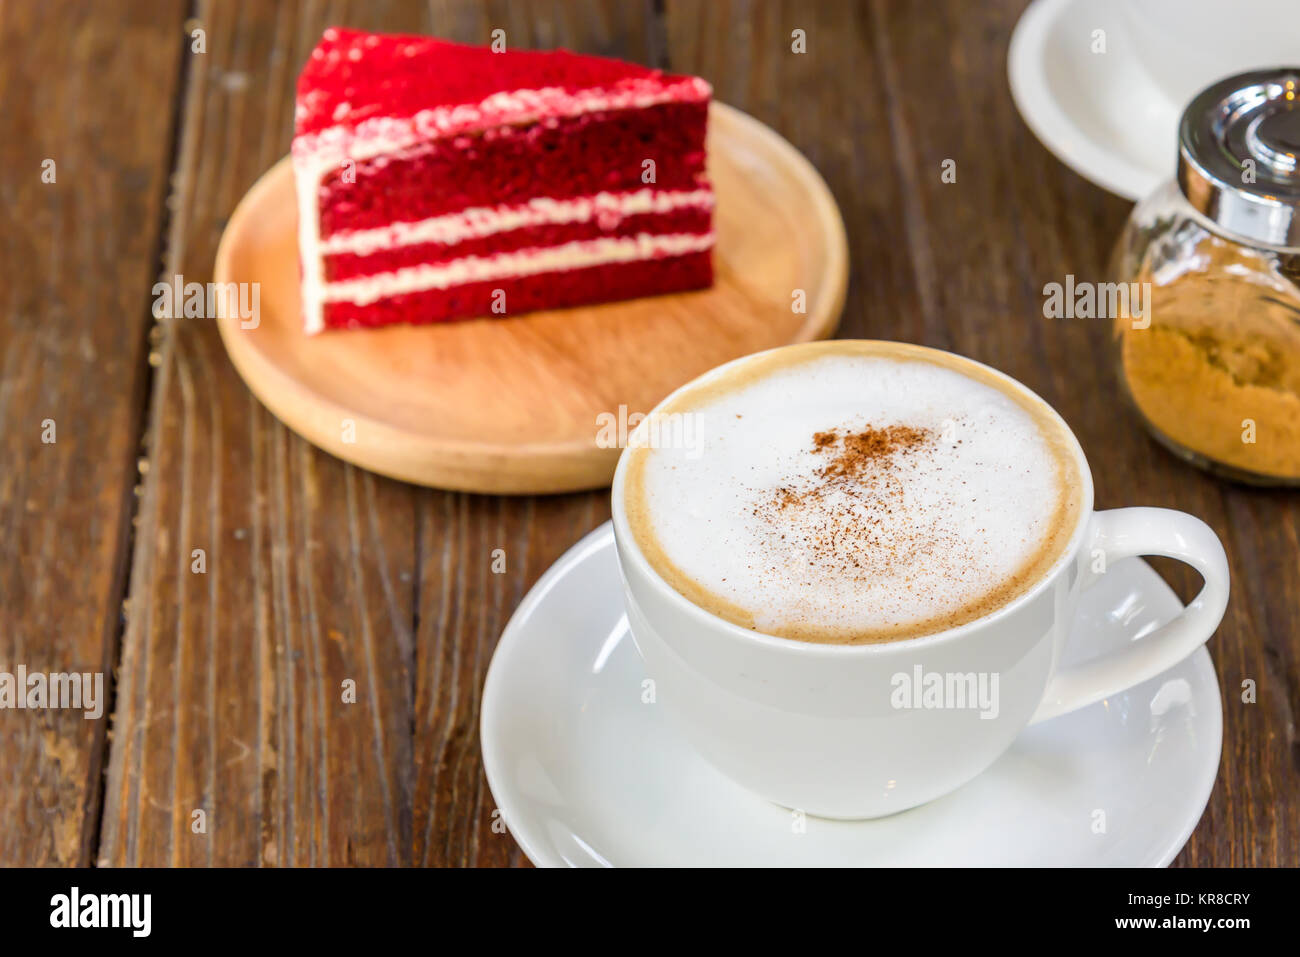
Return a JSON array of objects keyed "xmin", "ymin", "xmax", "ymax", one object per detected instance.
[{"xmin": 1112, "ymin": 69, "xmax": 1300, "ymax": 485}]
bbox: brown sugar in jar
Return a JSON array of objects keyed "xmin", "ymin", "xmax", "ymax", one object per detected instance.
[
  {"xmin": 1112, "ymin": 70, "xmax": 1300, "ymax": 485},
  {"xmin": 1116, "ymin": 236, "xmax": 1300, "ymax": 481}
]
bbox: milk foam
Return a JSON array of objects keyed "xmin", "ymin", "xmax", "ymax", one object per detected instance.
[{"xmin": 627, "ymin": 350, "xmax": 1079, "ymax": 642}]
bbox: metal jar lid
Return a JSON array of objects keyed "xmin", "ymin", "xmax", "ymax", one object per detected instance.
[{"xmin": 1178, "ymin": 68, "xmax": 1300, "ymax": 247}]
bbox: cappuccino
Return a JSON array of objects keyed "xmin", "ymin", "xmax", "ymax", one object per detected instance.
[{"xmin": 622, "ymin": 341, "xmax": 1085, "ymax": 644}]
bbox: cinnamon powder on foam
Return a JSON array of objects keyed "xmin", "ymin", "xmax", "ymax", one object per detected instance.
[
  {"xmin": 623, "ymin": 343, "xmax": 1085, "ymax": 645},
  {"xmin": 752, "ymin": 424, "xmax": 972, "ymax": 586}
]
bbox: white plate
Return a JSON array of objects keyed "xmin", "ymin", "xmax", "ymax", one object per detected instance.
[
  {"xmin": 480, "ymin": 522, "xmax": 1222, "ymax": 867},
  {"xmin": 1008, "ymin": 0, "xmax": 1178, "ymax": 201}
]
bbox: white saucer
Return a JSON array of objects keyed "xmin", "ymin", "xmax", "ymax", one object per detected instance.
[
  {"xmin": 1008, "ymin": 0, "xmax": 1179, "ymax": 201},
  {"xmin": 480, "ymin": 523, "xmax": 1222, "ymax": 867}
]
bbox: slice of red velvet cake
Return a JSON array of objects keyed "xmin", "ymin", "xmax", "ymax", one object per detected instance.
[{"xmin": 292, "ymin": 28, "xmax": 715, "ymax": 333}]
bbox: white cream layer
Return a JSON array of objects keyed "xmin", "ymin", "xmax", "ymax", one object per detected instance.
[
  {"xmin": 320, "ymin": 232, "xmax": 714, "ymax": 307},
  {"xmin": 319, "ymin": 189, "xmax": 715, "ymax": 257},
  {"xmin": 293, "ymin": 77, "xmax": 711, "ymax": 168}
]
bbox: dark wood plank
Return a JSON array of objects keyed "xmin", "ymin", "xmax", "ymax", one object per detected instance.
[
  {"xmin": 666, "ymin": 0, "xmax": 924, "ymax": 349},
  {"xmin": 414, "ymin": 493, "xmax": 608, "ymax": 867},
  {"xmin": 97, "ymin": 0, "xmax": 437, "ymax": 868},
  {"xmin": 0, "ymin": 0, "xmax": 187, "ymax": 867}
]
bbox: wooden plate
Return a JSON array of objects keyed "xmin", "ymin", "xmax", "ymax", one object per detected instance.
[{"xmin": 214, "ymin": 102, "xmax": 848, "ymax": 494}]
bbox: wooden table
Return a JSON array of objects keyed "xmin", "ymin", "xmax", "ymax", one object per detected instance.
[{"xmin": 2, "ymin": 0, "xmax": 1295, "ymax": 868}]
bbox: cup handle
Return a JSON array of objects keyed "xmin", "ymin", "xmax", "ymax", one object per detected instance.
[{"xmin": 1029, "ymin": 507, "xmax": 1230, "ymax": 725}]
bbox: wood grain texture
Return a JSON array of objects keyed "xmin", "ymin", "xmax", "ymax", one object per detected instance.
[
  {"xmin": 212, "ymin": 105, "xmax": 846, "ymax": 494},
  {"xmin": 0, "ymin": 0, "xmax": 187, "ymax": 866},
  {"xmin": 2, "ymin": 0, "xmax": 1294, "ymax": 868},
  {"xmin": 98, "ymin": 0, "xmax": 427, "ymax": 867}
]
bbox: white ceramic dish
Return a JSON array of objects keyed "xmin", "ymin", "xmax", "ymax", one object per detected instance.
[
  {"xmin": 480, "ymin": 523, "xmax": 1222, "ymax": 867},
  {"xmin": 1008, "ymin": 0, "xmax": 1177, "ymax": 200},
  {"xmin": 1009, "ymin": 0, "xmax": 1300, "ymax": 201}
]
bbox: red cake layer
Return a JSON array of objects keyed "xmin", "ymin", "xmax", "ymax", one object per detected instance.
[
  {"xmin": 323, "ymin": 207, "xmax": 713, "ymax": 281},
  {"xmin": 316, "ymin": 102, "xmax": 708, "ymax": 237},
  {"xmin": 320, "ymin": 251, "xmax": 714, "ymax": 330},
  {"xmin": 296, "ymin": 29, "xmax": 688, "ymax": 138}
]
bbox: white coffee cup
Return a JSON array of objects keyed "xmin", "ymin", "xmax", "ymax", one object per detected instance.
[{"xmin": 610, "ymin": 343, "xmax": 1230, "ymax": 820}]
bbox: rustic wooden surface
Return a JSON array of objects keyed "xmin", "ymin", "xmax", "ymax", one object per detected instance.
[
  {"xmin": 0, "ymin": 0, "xmax": 188, "ymax": 867},
  {"xmin": 0, "ymin": 0, "xmax": 1295, "ymax": 867}
]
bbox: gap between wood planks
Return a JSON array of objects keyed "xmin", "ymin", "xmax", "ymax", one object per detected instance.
[{"xmin": 86, "ymin": 3, "xmax": 199, "ymax": 868}]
